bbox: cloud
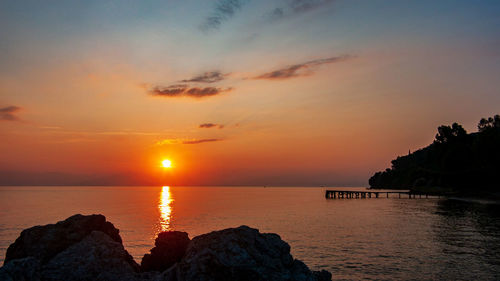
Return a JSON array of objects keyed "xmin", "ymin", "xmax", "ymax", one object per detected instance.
[
  {"xmin": 156, "ymin": 138, "xmax": 223, "ymax": 145},
  {"xmin": 199, "ymin": 123, "xmax": 217, "ymax": 128},
  {"xmin": 182, "ymin": 138, "xmax": 222, "ymax": 144},
  {"xmin": 290, "ymin": 0, "xmax": 335, "ymax": 13},
  {"xmin": 0, "ymin": 106, "xmax": 21, "ymax": 121},
  {"xmin": 200, "ymin": 0, "xmax": 334, "ymax": 32},
  {"xmin": 200, "ymin": 0, "xmax": 247, "ymax": 31},
  {"xmin": 186, "ymin": 87, "xmax": 232, "ymax": 98},
  {"xmin": 150, "ymin": 84, "xmax": 188, "ymax": 97},
  {"xmin": 254, "ymin": 55, "xmax": 352, "ymax": 80},
  {"xmin": 150, "ymin": 85, "xmax": 232, "ymax": 98},
  {"xmin": 268, "ymin": 0, "xmax": 335, "ymax": 20},
  {"xmin": 199, "ymin": 123, "xmax": 225, "ymax": 129},
  {"xmin": 155, "ymin": 139, "xmax": 182, "ymax": 145},
  {"xmin": 181, "ymin": 71, "xmax": 227, "ymax": 83}
]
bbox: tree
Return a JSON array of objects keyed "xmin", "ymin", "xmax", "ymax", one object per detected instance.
[
  {"xmin": 478, "ymin": 114, "xmax": 500, "ymax": 132},
  {"xmin": 435, "ymin": 123, "xmax": 466, "ymax": 143},
  {"xmin": 371, "ymin": 115, "xmax": 500, "ymax": 192}
]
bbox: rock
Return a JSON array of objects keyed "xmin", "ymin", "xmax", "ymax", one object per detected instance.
[
  {"xmin": 313, "ymin": 270, "xmax": 333, "ymax": 281},
  {"xmin": 0, "ymin": 257, "xmax": 41, "ymax": 281},
  {"xmin": 4, "ymin": 214, "xmax": 123, "ymax": 265},
  {"xmin": 1, "ymin": 231, "xmax": 143, "ymax": 281},
  {"xmin": 176, "ymin": 225, "xmax": 332, "ymax": 281},
  {"xmin": 141, "ymin": 231, "xmax": 190, "ymax": 272},
  {"xmin": 150, "ymin": 264, "xmax": 178, "ymax": 281},
  {"xmin": 1, "ymin": 214, "xmax": 141, "ymax": 281},
  {"xmin": 41, "ymin": 231, "xmax": 140, "ymax": 281},
  {"xmin": 1, "ymin": 215, "xmax": 332, "ymax": 281}
]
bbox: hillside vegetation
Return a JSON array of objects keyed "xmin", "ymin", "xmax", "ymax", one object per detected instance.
[{"xmin": 369, "ymin": 115, "xmax": 500, "ymax": 195}]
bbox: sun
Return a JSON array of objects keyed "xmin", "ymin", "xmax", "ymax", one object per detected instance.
[{"xmin": 162, "ymin": 159, "xmax": 172, "ymax": 168}]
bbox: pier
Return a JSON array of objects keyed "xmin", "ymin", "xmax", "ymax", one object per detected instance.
[{"xmin": 325, "ymin": 190, "xmax": 441, "ymax": 199}]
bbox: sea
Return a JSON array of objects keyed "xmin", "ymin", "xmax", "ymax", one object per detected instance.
[{"xmin": 0, "ymin": 186, "xmax": 499, "ymax": 280}]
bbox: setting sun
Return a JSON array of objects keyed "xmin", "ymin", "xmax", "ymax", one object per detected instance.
[{"xmin": 162, "ymin": 159, "xmax": 172, "ymax": 168}]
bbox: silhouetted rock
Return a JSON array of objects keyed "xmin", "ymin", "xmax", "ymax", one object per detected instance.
[
  {"xmin": 0, "ymin": 231, "xmax": 141, "ymax": 281},
  {"xmin": 0, "ymin": 257, "xmax": 41, "ymax": 281},
  {"xmin": 141, "ymin": 231, "xmax": 190, "ymax": 272},
  {"xmin": 41, "ymin": 231, "xmax": 139, "ymax": 281},
  {"xmin": 4, "ymin": 214, "xmax": 123, "ymax": 265},
  {"xmin": 176, "ymin": 225, "xmax": 332, "ymax": 281},
  {"xmin": 314, "ymin": 270, "xmax": 332, "ymax": 281},
  {"xmin": 1, "ymin": 216, "xmax": 332, "ymax": 281}
]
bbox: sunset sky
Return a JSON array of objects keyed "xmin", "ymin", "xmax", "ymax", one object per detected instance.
[{"xmin": 1, "ymin": 0, "xmax": 499, "ymax": 186}]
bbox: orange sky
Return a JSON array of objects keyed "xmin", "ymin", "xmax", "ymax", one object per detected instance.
[{"xmin": 1, "ymin": 1, "xmax": 499, "ymax": 186}]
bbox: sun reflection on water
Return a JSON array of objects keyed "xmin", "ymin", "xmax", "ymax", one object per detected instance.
[{"xmin": 159, "ymin": 186, "xmax": 173, "ymax": 231}]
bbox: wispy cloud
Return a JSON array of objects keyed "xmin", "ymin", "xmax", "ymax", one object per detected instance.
[
  {"xmin": 200, "ymin": 0, "xmax": 248, "ymax": 31},
  {"xmin": 268, "ymin": 0, "xmax": 335, "ymax": 21},
  {"xmin": 156, "ymin": 139, "xmax": 182, "ymax": 145},
  {"xmin": 156, "ymin": 138, "xmax": 223, "ymax": 145},
  {"xmin": 186, "ymin": 87, "xmax": 232, "ymax": 98},
  {"xmin": 181, "ymin": 71, "xmax": 227, "ymax": 83},
  {"xmin": 200, "ymin": 0, "xmax": 335, "ymax": 32},
  {"xmin": 0, "ymin": 106, "xmax": 21, "ymax": 121},
  {"xmin": 199, "ymin": 123, "xmax": 225, "ymax": 129},
  {"xmin": 254, "ymin": 55, "xmax": 352, "ymax": 80},
  {"xmin": 150, "ymin": 84, "xmax": 188, "ymax": 96},
  {"xmin": 150, "ymin": 85, "xmax": 232, "ymax": 98},
  {"xmin": 182, "ymin": 138, "xmax": 222, "ymax": 144},
  {"xmin": 290, "ymin": 0, "xmax": 335, "ymax": 13}
]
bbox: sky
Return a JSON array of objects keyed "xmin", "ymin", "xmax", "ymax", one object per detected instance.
[{"xmin": 1, "ymin": 0, "xmax": 499, "ymax": 186}]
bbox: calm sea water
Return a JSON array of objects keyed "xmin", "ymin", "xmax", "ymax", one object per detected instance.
[{"xmin": 1, "ymin": 186, "xmax": 499, "ymax": 280}]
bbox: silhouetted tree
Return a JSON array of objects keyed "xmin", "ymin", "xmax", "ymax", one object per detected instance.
[
  {"xmin": 369, "ymin": 115, "xmax": 500, "ymax": 193},
  {"xmin": 435, "ymin": 122, "xmax": 466, "ymax": 143},
  {"xmin": 478, "ymin": 114, "xmax": 500, "ymax": 132}
]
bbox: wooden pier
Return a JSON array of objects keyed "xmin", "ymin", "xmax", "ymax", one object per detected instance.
[{"xmin": 325, "ymin": 190, "xmax": 441, "ymax": 199}]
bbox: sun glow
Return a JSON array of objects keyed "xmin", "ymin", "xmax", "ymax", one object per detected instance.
[{"xmin": 162, "ymin": 159, "xmax": 172, "ymax": 168}]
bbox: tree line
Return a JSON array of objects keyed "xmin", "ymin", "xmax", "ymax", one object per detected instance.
[{"xmin": 369, "ymin": 115, "xmax": 500, "ymax": 194}]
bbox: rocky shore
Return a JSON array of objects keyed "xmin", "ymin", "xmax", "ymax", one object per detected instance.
[{"xmin": 0, "ymin": 214, "xmax": 331, "ymax": 281}]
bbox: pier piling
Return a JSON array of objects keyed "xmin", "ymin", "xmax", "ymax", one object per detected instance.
[{"xmin": 325, "ymin": 190, "xmax": 441, "ymax": 200}]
